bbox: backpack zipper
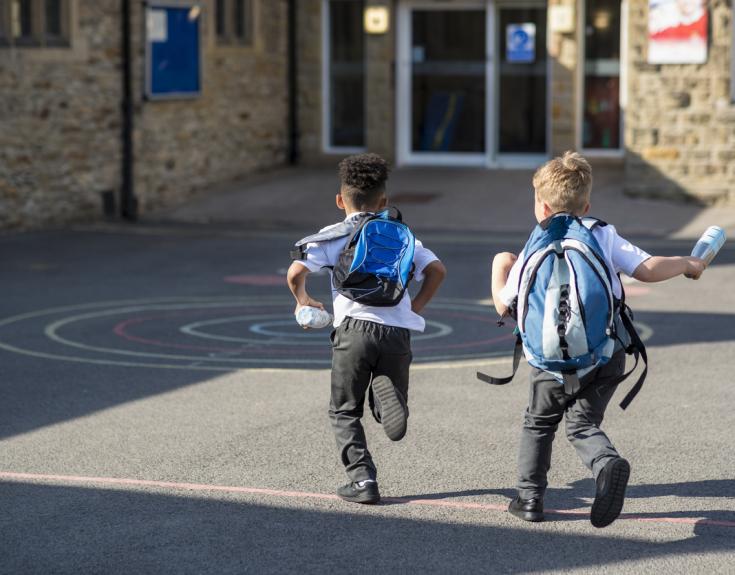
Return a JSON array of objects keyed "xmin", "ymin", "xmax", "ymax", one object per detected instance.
[
  {"xmin": 567, "ymin": 258, "xmax": 587, "ymax": 327},
  {"xmin": 563, "ymin": 246, "xmax": 613, "ymax": 328}
]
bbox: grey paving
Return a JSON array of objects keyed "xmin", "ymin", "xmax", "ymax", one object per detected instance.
[
  {"xmin": 156, "ymin": 164, "xmax": 735, "ymax": 239},
  {"xmin": 1, "ymin": 169, "xmax": 735, "ymax": 574}
]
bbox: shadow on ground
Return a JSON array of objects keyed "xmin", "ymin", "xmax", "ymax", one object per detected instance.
[
  {"xmin": 1, "ymin": 481, "xmax": 732, "ymax": 574},
  {"xmin": 401, "ymin": 479, "xmax": 735, "ymax": 526}
]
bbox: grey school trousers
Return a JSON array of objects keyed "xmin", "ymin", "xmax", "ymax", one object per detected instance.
[
  {"xmin": 329, "ymin": 317, "xmax": 412, "ymax": 482},
  {"xmin": 517, "ymin": 349, "xmax": 626, "ymax": 500}
]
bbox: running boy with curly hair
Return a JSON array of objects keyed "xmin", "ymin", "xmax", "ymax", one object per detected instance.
[{"xmin": 287, "ymin": 153, "xmax": 446, "ymax": 504}]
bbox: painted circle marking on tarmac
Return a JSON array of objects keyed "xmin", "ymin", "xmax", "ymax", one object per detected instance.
[
  {"xmin": 179, "ymin": 315, "xmax": 453, "ymax": 343},
  {"xmin": 0, "ymin": 296, "xmax": 654, "ymax": 371},
  {"xmin": 249, "ymin": 319, "xmax": 327, "ymax": 339},
  {"xmin": 248, "ymin": 319, "xmax": 453, "ymax": 341},
  {"xmin": 44, "ymin": 302, "xmax": 497, "ymax": 362},
  {"xmin": 223, "ymin": 275, "xmax": 286, "ymax": 286}
]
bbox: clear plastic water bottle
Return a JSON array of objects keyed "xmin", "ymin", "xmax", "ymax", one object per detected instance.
[
  {"xmin": 295, "ymin": 306, "xmax": 333, "ymax": 329},
  {"xmin": 690, "ymin": 226, "xmax": 726, "ymax": 265}
]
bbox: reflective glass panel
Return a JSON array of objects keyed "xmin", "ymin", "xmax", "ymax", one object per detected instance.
[
  {"xmin": 583, "ymin": 0, "xmax": 622, "ymax": 149},
  {"xmin": 411, "ymin": 10, "xmax": 486, "ymax": 153},
  {"xmin": 498, "ymin": 7, "xmax": 547, "ymax": 154},
  {"xmin": 329, "ymin": 0, "xmax": 365, "ymax": 148}
]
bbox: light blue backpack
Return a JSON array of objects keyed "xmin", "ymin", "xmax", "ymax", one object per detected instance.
[{"xmin": 478, "ymin": 214, "xmax": 647, "ymax": 409}]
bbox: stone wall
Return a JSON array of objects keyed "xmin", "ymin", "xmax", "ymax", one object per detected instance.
[
  {"xmin": 132, "ymin": 0, "xmax": 289, "ymax": 213},
  {"xmin": 549, "ymin": 0, "xmax": 580, "ymax": 155},
  {"xmin": 365, "ymin": 0, "xmax": 396, "ymax": 163},
  {"xmin": 0, "ymin": 0, "xmax": 290, "ymax": 229},
  {"xmin": 0, "ymin": 0, "xmax": 121, "ymax": 228},
  {"xmin": 625, "ymin": 0, "xmax": 735, "ymax": 204},
  {"xmin": 296, "ymin": 0, "xmax": 324, "ymax": 164}
]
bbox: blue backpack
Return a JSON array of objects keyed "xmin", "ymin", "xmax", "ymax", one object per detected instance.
[
  {"xmin": 477, "ymin": 214, "xmax": 647, "ymax": 409},
  {"xmin": 291, "ymin": 207, "xmax": 415, "ymax": 307}
]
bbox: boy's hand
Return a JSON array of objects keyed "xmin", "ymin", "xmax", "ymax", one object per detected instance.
[
  {"xmin": 684, "ymin": 256, "xmax": 707, "ymax": 280},
  {"xmin": 294, "ymin": 298, "xmax": 325, "ymax": 330},
  {"xmin": 295, "ymin": 297, "xmax": 325, "ymax": 312},
  {"xmin": 287, "ymin": 263, "xmax": 325, "ymax": 328}
]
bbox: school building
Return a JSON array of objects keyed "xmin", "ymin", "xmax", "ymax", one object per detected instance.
[{"xmin": 1, "ymin": 0, "xmax": 734, "ymax": 228}]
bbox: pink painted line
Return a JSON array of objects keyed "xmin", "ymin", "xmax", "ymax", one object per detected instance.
[
  {"xmin": 1, "ymin": 471, "xmax": 733, "ymax": 528},
  {"xmin": 0, "ymin": 471, "xmax": 339, "ymax": 501},
  {"xmin": 622, "ymin": 285, "xmax": 651, "ymax": 297}
]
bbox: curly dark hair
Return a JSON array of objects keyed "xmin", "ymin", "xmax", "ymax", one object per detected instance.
[{"xmin": 338, "ymin": 153, "xmax": 389, "ymax": 209}]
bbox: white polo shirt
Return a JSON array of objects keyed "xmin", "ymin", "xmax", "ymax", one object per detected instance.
[
  {"xmin": 294, "ymin": 213, "xmax": 440, "ymax": 331},
  {"xmin": 499, "ymin": 220, "xmax": 651, "ymax": 307}
]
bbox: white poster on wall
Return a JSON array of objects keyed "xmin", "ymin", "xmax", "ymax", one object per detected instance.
[
  {"xmin": 648, "ymin": 0, "xmax": 708, "ymax": 64},
  {"xmin": 147, "ymin": 9, "xmax": 168, "ymax": 43}
]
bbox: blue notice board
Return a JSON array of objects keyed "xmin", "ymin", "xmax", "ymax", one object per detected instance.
[
  {"xmin": 506, "ymin": 23, "xmax": 536, "ymax": 63},
  {"xmin": 145, "ymin": 4, "xmax": 202, "ymax": 99}
]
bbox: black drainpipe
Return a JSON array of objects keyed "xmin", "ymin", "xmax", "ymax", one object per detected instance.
[
  {"xmin": 121, "ymin": 0, "xmax": 138, "ymax": 219},
  {"xmin": 287, "ymin": 0, "xmax": 299, "ymax": 165}
]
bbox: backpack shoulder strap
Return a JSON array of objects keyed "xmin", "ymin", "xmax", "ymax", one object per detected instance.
[
  {"xmin": 606, "ymin": 276, "xmax": 648, "ymax": 409},
  {"xmin": 581, "ymin": 216, "xmax": 608, "ymax": 230},
  {"xmin": 378, "ymin": 206, "xmax": 403, "ymax": 222},
  {"xmin": 615, "ymin": 301, "xmax": 648, "ymax": 410},
  {"xmin": 477, "ymin": 334, "xmax": 523, "ymax": 385},
  {"xmin": 290, "ymin": 216, "xmax": 370, "ymax": 260}
]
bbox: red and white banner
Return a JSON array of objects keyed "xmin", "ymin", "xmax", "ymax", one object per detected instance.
[{"xmin": 648, "ymin": 0, "xmax": 708, "ymax": 64}]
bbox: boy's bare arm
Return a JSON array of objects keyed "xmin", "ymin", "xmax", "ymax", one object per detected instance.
[
  {"xmin": 491, "ymin": 252, "xmax": 517, "ymax": 317},
  {"xmin": 287, "ymin": 262, "xmax": 324, "ymax": 311},
  {"xmin": 632, "ymin": 256, "xmax": 706, "ymax": 283},
  {"xmin": 411, "ymin": 260, "xmax": 447, "ymax": 314}
]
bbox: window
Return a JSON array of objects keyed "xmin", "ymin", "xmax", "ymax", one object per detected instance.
[
  {"xmin": 581, "ymin": 0, "xmax": 622, "ymax": 150},
  {"xmin": 324, "ymin": 0, "xmax": 366, "ymax": 150},
  {"xmin": 0, "ymin": 0, "xmax": 69, "ymax": 47},
  {"xmin": 216, "ymin": 0, "xmax": 253, "ymax": 46}
]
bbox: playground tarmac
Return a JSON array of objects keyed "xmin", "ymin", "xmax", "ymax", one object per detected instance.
[{"xmin": 1, "ymin": 166, "xmax": 734, "ymax": 573}]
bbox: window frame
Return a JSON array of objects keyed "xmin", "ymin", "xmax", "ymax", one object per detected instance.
[
  {"xmin": 215, "ymin": 0, "xmax": 254, "ymax": 46},
  {"xmin": 0, "ymin": 0, "xmax": 70, "ymax": 48},
  {"xmin": 731, "ymin": 6, "xmax": 735, "ymax": 104}
]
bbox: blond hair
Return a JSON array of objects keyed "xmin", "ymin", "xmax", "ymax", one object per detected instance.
[{"xmin": 533, "ymin": 151, "xmax": 592, "ymax": 215}]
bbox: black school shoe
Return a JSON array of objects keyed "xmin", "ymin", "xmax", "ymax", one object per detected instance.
[
  {"xmin": 370, "ymin": 375, "xmax": 408, "ymax": 441},
  {"xmin": 590, "ymin": 457, "xmax": 631, "ymax": 528},
  {"xmin": 337, "ymin": 481, "xmax": 381, "ymax": 504},
  {"xmin": 508, "ymin": 495, "xmax": 545, "ymax": 522}
]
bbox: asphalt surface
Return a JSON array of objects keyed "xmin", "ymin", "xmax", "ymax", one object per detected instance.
[{"xmin": 1, "ymin": 223, "xmax": 734, "ymax": 574}]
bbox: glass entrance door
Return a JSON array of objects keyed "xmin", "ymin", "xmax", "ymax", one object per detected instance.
[
  {"xmin": 411, "ymin": 9, "xmax": 486, "ymax": 154},
  {"xmin": 398, "ymin": 4, "xmax": 487, "ymax": 164},
  {"xmin": 397, "ymin": 1, "xmax": 548, "ymax": 166}
]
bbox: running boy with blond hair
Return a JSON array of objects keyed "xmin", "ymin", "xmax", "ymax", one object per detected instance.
[{"xmin": 490, "ymin": 151, "xmax": 706, "ymax": 527}]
